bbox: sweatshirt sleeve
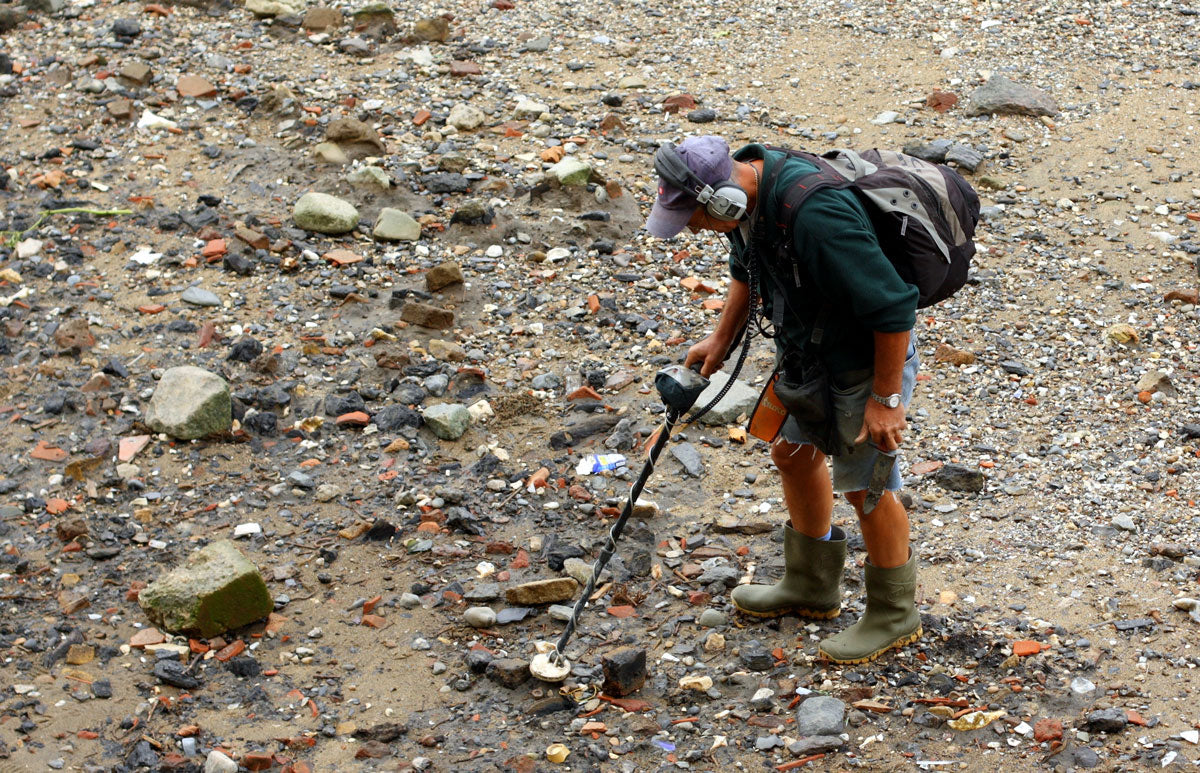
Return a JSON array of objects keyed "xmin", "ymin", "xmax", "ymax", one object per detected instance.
[{"xmin": 792, "ymin": 189, "xmax": 918, "ymax": 333}]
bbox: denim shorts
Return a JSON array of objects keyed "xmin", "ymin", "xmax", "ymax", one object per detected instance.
[{"xmin": 779, "ymin": 340, "xmax": 919, "ymax": 494}]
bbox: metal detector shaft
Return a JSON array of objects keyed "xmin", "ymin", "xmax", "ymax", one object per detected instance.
[{"xmin": 549, "ymin": 409, "xmax": 681, "ymax": 663}]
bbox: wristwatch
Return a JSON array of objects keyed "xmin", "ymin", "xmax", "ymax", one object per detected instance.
[{"xmin": 871, "ymin": 392, "xmax": 902, "ymax": 409}]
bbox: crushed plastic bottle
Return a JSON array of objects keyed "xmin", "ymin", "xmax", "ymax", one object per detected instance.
[{"xmin": 575, "ymin": 454, "xmax": 627, "ymax": 475}]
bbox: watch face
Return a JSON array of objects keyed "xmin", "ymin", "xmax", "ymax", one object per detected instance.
[{"xmin": 888, "ymin": 395, "xmax": 900, "ymax": 408}]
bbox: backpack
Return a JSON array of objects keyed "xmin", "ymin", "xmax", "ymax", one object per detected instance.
[{"xmin": 766, "ymin": 147, "xmax": 981, "ymax": 308}]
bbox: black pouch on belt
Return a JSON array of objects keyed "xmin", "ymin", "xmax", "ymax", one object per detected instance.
[
  {"xmin": 773, "ymin": 350, "xmax": 841, "ymax": 456},
  {"xmin": 771, "ymin": 304, "xmax": 846, "ymax": 456}
]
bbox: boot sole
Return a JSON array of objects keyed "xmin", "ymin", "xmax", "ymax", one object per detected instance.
[
  {"xmin": 818, "ymin": 626, "xmax": 922, "ymax": 665},
  {"xmin": 732, "ymin": 602, "xmax": 841, "ymax": 620}
]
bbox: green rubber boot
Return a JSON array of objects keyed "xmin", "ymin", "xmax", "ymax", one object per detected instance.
[
  {"xmin": 818, "ymin": 550, "xmax": 921, "ymax": 664},
  {"xmin": 731, "ymin": 525, "xmax": 846, "ymax": 619}
]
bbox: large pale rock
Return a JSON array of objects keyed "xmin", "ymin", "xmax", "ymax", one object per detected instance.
[
  {"xmin": 245, "ymin": 0, "xmax": 304, "ymax": 18},
  {"xmin": 422, "ymin": 403, "xmax": 470, "ymax": 440},
  {"xmin": 447, "ymin": 103, "xmax": 485, "ymax": 130},
  {"xmin": 293, "ymin": 192, "xmax": 359, "ymax": 234},
  {"xmin": 145, "ymin": 366, "xmax": 231, "ymax": 440},
  {"xmin": 373, "ymin": 208, "xmax": 421, "ymax": 241},
  {"xmin": 695, "ymin": 371, "xmax": 759, "ymax": 425},
  {"xmin": 966, "ymin": 75, "xmax": 1059, "ymax": 117},
  {"xmin": 513, "ymin": 98, "xmax": 549, "ymax": 120},
  {"xmin": 548, "ymin": 157, "xmax": 591, "ymax": 186},
  {"xmin": 138, "ymin": 540, "xmax": 272, "ymax": 637},
  {"xmin": 795, "ymin": 695, "xmax": 846, "ymax": 737}
]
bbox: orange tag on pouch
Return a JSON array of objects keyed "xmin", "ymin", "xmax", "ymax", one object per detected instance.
[{"xmin": 748, "ymin": 373, "xmax": 788, "ymax": 443}]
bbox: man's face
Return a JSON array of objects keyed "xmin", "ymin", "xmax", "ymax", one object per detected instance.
[{"xmin": 687, "ymin": 206, "xmax": 739, "ymax": 234}]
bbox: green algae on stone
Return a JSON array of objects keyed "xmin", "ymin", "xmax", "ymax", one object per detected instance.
[{"xmin": 138, "ymin": 540, "xmax": 272, "ymax": 638}]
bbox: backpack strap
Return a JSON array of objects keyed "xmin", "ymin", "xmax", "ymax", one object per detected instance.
[{"xmin": 809, "ymin": 304, "xmax": 830, "ymax": 346}]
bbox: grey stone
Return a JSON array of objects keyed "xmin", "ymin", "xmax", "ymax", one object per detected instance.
[
  {"xmin": 1072, "ymin": 747, "xmax": 1100, "ymax": 768},
  {"xmin": 464, "ymin": 583, "xmax": 499, "ymax": 601},
  {"xmin": 520, "ymin": 36, "xmax": 550, "ymax": 53},
  {"xmin": 422, "ymin": 403, "xmax": 471, "ymax": 440},
  {"xmin": 485, "ymin": 657, "xmax": 529, "ymax": 688},
  {"xmin": 934, "ymin": 463, "xmax": 985, "ymax": 493},
  {"xmin": 795, "ymin": 695, "xmax": 846, "ymax": 737},
  {"xmin": 1084, "ymin": 708, "xmax": 1128, "ymax": 733},
  {"xmin": 438, "ymin": 153, "xmax": 471, "ymax": 173},
  {"xmin": 373, "ymin": 208, "xmax": 421, "ymax": 241},
  {"xmin": 373, "ymin": 405, "xmax": 421, "ymax": 431},
  {"xmin": 562, "ymin": 557, "xmax": 595, "ymax": 586},
  {"xmin": 902, "ymin": 139, "xmax": 953, "ymax": 163},
  {"xmin": 548, "ymin": 604, "xmax": 574, "ymax": 621},
  {"xmin": 153, "ymin": 659, "xmax": 201, "ymax": 689},
  {"xmin": 601, "ymin": 647, "xmax": 646, "ymax": 696},
  {"xmin": 966, "ymin": 75, "xmax": 1059, "ymax": 117},
  {"xmin": 422, "ymin": 173, "xmax": 470, "ymax": 194},
  {"xmin": 697, "ymin": 609, "xmax": 726, "ymax": 628},
  {"xmin": 447, "ymin": 103, "xmax": 485, "ymax": 130},
  {"xmin": 695, "ymin": 371, "xmax": 759, "ymax": 425},
  {"xmin": 740, "ymin": 644, "xmax": 774, "ymax": 672},
  {"xmin": 181, "ymin": 287, "xmax": 221, "ymax": 307},
  {"xmin": 513, "ymin": 98, "xmax": 549, "ymax": 119},
  {"xmin": 450, "ymin": 199, "xmax": 487, "ymax": 224},
  {"xmin": 945, "ymin": 144, "xmax": 985, "ymax": 172},
  {"xmin": 495, "ymin": 607, "xmax": 529, "ymax": 624},
  {"xmin": 339, "ymin": 36, "xmax": 372, "ymax": 57},
  {"xmin": 749, "ymin": 688, "xmax": 775, "ymax": 711},
  {"xmin": 145, "ymin": 366, "xmax": 232, "ymax": 440},
  {"xmin": 23, "ymin": 0, "xmax": 65, "ymax": 13},
  {"xmin": 531, "ymin": 373, "xmax": 562, "ymax": 391},
  {"xmin": 138, "ymin": 540, "xmax": 272, "ymax": 638},
  {"xmin": 1112, "ymin": 514, "xmax": 1137, "ymax": 532},
  {"xmin": 347, "ymin": 165, "xmax": 389, "ymax": 189},
  {"xmin": 686, "ymin": 108, "xmax": 717, "ymax": 123},
  {"xmin": 422, "ymin": 374, "xmax": 449, "ymax": 397},
  {"xmin": 463, "ymin": 607, "xmax": 496, "ymax": 628},
  {"xmin": 293, "ymin": 192, "xmax": 360, "ymax": 235},
  {"xmin": 287, "ymin": 471, "xmax": 315, "ymax": 489},
  {"xmin": 671, "ymin": 442, "xmax": 704, "ymax": 477},
  {"xmin": 696, "ymin": 565, "xmax": 738, "ymax": 588},
  {"xmin": 787, "ymin": 736, "xmax": 845, "ymax": 756}
]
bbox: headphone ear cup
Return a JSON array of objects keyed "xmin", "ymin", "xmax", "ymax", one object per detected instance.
[{"xmin": 706, "ymin": 182, "xmax": 748, "ymax": 221}]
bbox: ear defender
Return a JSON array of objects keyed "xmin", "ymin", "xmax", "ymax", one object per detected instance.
[{"xmin": 654, "ymin": 143, "xmax": 748, "ymax": 222}]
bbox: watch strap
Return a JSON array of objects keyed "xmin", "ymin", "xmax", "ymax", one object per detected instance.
[{"xmin": 871, "ymin": 392, "xmax": 901, "ymax": 408}]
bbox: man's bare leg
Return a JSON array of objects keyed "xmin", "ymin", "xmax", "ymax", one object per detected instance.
[
  {"xmin": 771, "ymin": 440, "xmax": 832, "ymax": 537},
  {"xmin": 844, "ymin": 490, "xmax": 909, "ymax": 568}
]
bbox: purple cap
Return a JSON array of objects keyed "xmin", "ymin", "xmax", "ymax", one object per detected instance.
[{"xmin": 645, "ymin": 136, "xmax": 733, "ymax": 238}]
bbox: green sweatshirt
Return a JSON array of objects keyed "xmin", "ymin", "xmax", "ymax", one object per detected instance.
[{"xmin": 727, "ymin": 144, "xmax": 918, "ymax": 375}]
